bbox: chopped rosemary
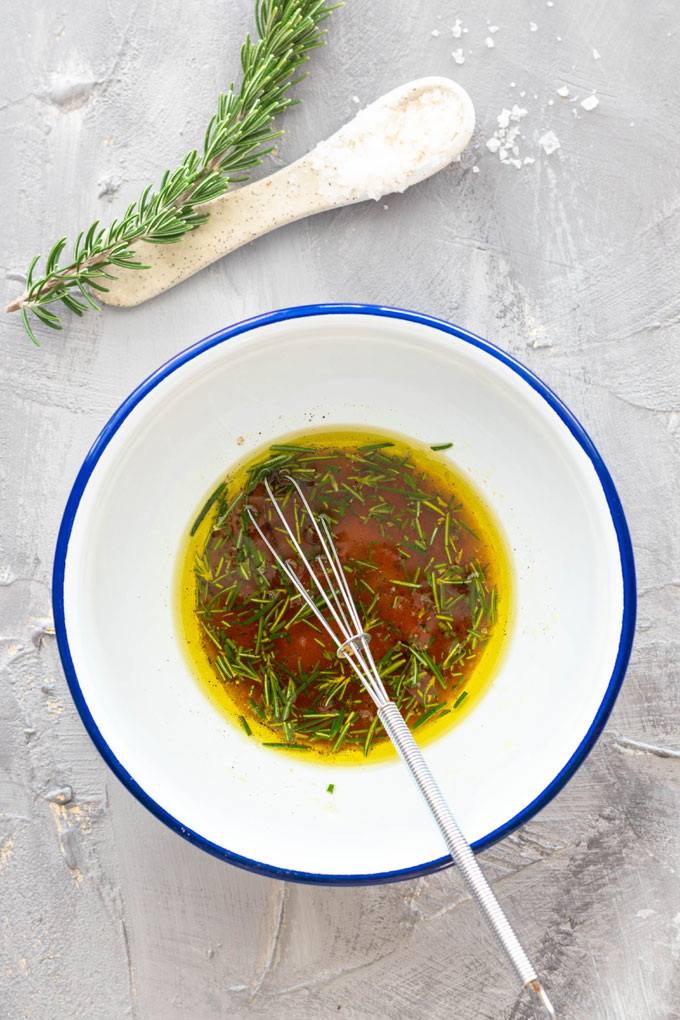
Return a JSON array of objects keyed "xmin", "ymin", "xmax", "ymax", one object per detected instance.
[
  {"xmin": 188, "ymin": 436, "xmax": 501, "ymax": 756},
  {"xmin": 191, "ymin": 482, "xmax": 226, "ymax": 536}
]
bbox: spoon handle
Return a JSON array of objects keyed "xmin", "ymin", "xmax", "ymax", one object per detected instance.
[
  {"xmin": 99, "ymin": 157, "xmax": 341, "ymax": 308},
  {"xmin": 378, "ymin": 702, "xmax": 557, "ymax": 1018}
]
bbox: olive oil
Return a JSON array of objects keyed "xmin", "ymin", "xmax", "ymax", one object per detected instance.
[{"xmin": 177, "ymin": 428, "xmax": 512, "ymax": 763}]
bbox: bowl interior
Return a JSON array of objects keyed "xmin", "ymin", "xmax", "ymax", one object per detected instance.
[{"xmin": 59, "ymin": 310, "xmax": 629, "ymax": 881}]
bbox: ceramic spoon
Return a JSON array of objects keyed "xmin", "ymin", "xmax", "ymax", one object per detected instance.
[{"xmin": 99, "ymin": 77, "xmax": 474, "ymax": 307}]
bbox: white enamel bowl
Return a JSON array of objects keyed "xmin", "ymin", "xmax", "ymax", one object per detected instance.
[{"xmin": 53, "ymin": 305, "xmax": 635, "ymax": 883}]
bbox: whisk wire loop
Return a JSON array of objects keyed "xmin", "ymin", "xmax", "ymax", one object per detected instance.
[{"xmin": 245, "ymin": 476, "xmax": 556, "ymax": 1018}]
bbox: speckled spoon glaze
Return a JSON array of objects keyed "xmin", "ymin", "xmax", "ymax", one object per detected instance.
[{"xmin": 99, "ymin": 77, "xmax": 474, "ymax": 307}]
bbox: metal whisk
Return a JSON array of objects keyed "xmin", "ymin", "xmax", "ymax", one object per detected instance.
[{"xmin": 246, "ymin": 475, "xmax": 556, "ymax": 1019}]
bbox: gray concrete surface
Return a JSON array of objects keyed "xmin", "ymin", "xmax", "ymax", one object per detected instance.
[{"xmin": 2, "ymin": 1, "xmax": 679, "ymax": 1017}]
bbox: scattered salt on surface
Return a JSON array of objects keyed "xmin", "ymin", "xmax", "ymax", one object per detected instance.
[
  {"xmin": 539, "ymin": 130, "xmax": 561, "ymax": 155},
  {"xmin": 485, "ymin": 37, "xmax": 495, "ymax": 48},
  {"xmin": 485, "ymin": 105, "xmax": 529, "ymax": 168},
  {"xmin": 352, "ymin": 95, "xmax": 360, "ymax": 104},
  {"xmin": 452, "ymin": 18, "xmax": 463, "ymax": 38},
  {"xmin": 592, "ymin": 48, "xmax": 601, "ymax": 59},
  {"xmin": 489, "ymin": 25, "xmax": 499, "ymax": 33},
  {"xmin": 431, "ymin": 29, "xmax": 440, "ymax": 37},
  {"xmin": 452, "ymin": 48, "xmax": 465, "ymax": 64},
  {"xmin": 557, "ymin": 85, "xmax": 570, "ymax": 97},
  {"xmin": 472, "ymin": 165, "xmax": 480, "ymax": 173},
  {"xmin": 530, "ymin": 22, "xmax": 538, "ymax": 31},
  {"xmin": 581, "ymin": 94, "xmax": 599, "ymax": 111}
]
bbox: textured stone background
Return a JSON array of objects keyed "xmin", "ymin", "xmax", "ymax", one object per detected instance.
[{"xmin": 2, "ymin": 1, "xmax": 679, "ymax": 1018}]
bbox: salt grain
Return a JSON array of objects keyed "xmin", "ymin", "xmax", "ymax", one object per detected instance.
[
  {"xmin": 539, "ymin": 130, "xmax": 561, "ymax": 155},
  {"xmin": 489, "ymin": 25, "xmax": 499, "ymax": 33},
  {"xmin": 472, "ymin": 165, "xmax": 480, "ymax": 173},
  {"xmin": 452, "ymin": 48, "xmax": 465, "ymax": 64},
  {"xmin": 530, "ymin": 22, "xmax": 538, "ymax": 31},
  {"xmin": 452, "ymin": 18, "xmax": 463, "ymax": 38},
  {"xmin": 580, "ymin": 94, "xmax": 599, "ymax": 111},
  {"xmin": 485, "ymin": 37, "xmax": 495, "ymax": 48},
  {"xmin": 557, "ymin": 85, "xmax": 570, "ymax": 97},
  {"xmin": 592, "ymin": 48, "xmax": 601, "ymax": 59},
  {"xmin": 431, "ymin": 29, "xmax": 440, "ymax": 37}
]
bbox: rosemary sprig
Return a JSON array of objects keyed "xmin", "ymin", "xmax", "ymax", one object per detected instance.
[{"xmin": 7, "ymin": 0, "xmax": 335, "ymax": 344}]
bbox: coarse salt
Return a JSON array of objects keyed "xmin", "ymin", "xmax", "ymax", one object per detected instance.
[
  {"xmin": 539, "ymin": 130, "xmax": 561, "ymax": 155},
  {"xmin": 581, "ymin": 94, "xmax": 599, "ymax": 111},
  {"xmin": 452, "ymin": 48, "xmax": 465, "ymax": 64},
  {"xmin": 530, "ymin": 22, "xmax": 538, "ymax": 31},
  {"xmin": 452, "ymin": 18, "xmax": 463, "ymax": 38},
  {"xmin": 485, "ymin": 37, "xmax": 495, "ymax": 48},
  {"xmin": 592, "ymin": 48, "xmax": 601, "ymax": 59},
  {"xmin": 557, "ymin": 85, "xmax": 569, "ymax": 97},
  {"xmin": 485, "ymin": 105, "xmax": 529, "ymax": 167},
  {"xmin": 309, "ymin": 86, "xmax": 473, "ymax": 202}
]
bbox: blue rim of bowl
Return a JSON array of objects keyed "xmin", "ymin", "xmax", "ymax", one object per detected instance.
[{"xmin": 53, "ymin": 303, "xmax": 636, "ymax": 886}]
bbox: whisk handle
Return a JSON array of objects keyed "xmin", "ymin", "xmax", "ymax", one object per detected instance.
[{"xmin": 378, "ymin": 701, "xmax": 544, "ymax": 996}]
